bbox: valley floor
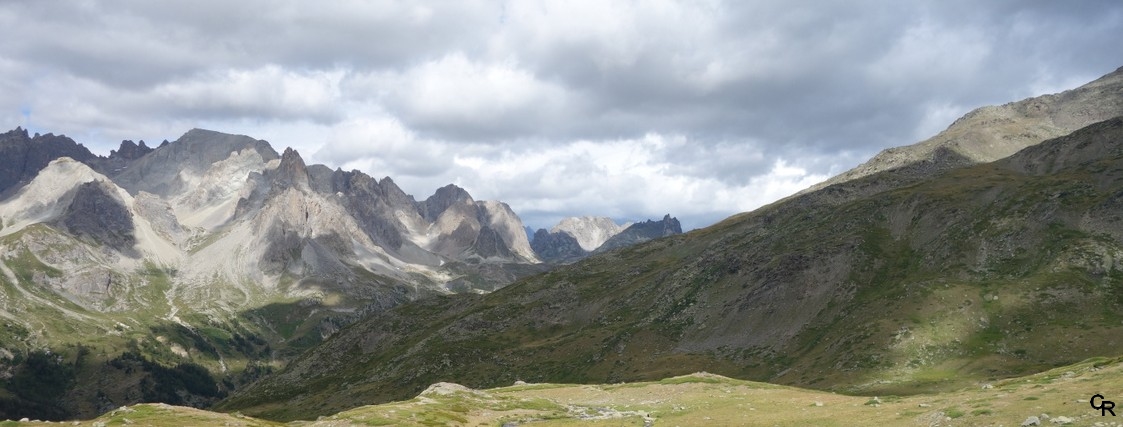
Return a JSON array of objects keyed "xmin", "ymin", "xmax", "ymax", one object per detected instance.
[{"xmin": 9, "ymin": 356, "xmax": 1123, "ymax": 426}]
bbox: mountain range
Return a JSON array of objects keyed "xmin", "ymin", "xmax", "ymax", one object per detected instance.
[
  {"xmin": 0, "ymin": 126, "xmax": 678, "ymax": 419},
  {"xmin": 215, "ymin": 67, "xmax": 1123, "ymax": 420},
  {"xmin": 0, "ymin": 127, "xmax": 543, "ymax": 311},
  {"xmin": 1, "ymin": 65, "xmax": 1122, "ymax": 423}
]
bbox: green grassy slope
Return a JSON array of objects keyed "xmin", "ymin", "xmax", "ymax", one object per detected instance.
[{"xmin": 222, "ymin": 117, "xmax": 1123, "ymax": 421}]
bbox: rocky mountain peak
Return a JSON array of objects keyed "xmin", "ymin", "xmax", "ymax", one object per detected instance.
[
  {"xmin": 4, "ymin": 126, "xmax": 28, "ymax": 139},
  {"xmin": 271, "ymin": 147, "xmax": 311, "ymax": 192},
  {"xmin": 177, "ymin": 129, "xmax": 280, "ymax": 163},
  {"xmin": 433, "ymin": 184, "xmax": 472, "ymax": 202},
  {"xmin": 0, "ymin": 128, "xmax": 97, "ymax": 195},
  {"xmin": 279, "ymin": 147, "xmax": 308, "ymax": 174},
  {"xmin": 108, "ymin": 140, "xmax": 154, "ymax": 161},
  {"xmin": 112, "ymin": 128, "xmax": 281, "ymax": 197},
  {"xmin": 376, "ymin": 176, "xmax": 417, "ymax": 208},
  {"xmin": 661, "ymin": 214, "xmax": 682, "ymax": 235},
  {"xmin": 421, "ymin": 184, "xmax": 474, "ymax": 222}
]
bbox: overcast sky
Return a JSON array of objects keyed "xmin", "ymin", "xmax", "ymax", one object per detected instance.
[{"xmin": 2, "ymin": 1, "xmax": 1121, "ymax": 230}]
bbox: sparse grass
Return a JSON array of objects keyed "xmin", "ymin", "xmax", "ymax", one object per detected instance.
[{"xmin": 40, "ymin": 356, "xmax": 1119, "ymax": 426}]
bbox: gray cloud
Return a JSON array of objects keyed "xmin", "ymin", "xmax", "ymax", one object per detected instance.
[{"xmin": 1, "ymin": 0, "xmax": 1120, "ymax": 230}]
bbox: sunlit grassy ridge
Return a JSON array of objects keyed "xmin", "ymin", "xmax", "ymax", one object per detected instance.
[{"xmin": 10, "ymin": 355, "xmax": 1123, "ymax": 426}]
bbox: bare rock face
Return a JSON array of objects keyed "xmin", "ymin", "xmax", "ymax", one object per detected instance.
[
  {"xmin": 0, "ymin": 128, "xmax": 549, "ymax": 331},
  {"xmin": 471, "ymin": 226, "xmax": 514, "ymax": 259},
  {"xmin": 326, "ymin": 170, "xmax": 408, "ymax": 251},
  {"xmin": 476, "ymin": 200, "xmax": 538, "ymax": 262},
  {"xmin": 531, "ymin": 229, "xmax": 586, "ymax": 261},
  {"xmin": 59, "ymin": 181, "xmax": 136, "ymax": 254},
  {"xmin": 425, "ymin": 189, "xmax": 482, "ymax": 259}
]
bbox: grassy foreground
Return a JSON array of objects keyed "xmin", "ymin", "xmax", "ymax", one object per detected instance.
[{"xmin": 9, "ymin": 356, "xmax": 1123, "ymax": 426}]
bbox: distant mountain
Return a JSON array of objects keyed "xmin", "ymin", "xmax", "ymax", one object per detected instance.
[
  {"xmin": 0, "ymin": 128, "xmax": 543, "ymax": 420},
  {"xmin": 552, "ymin": 216, "xmax": 629, "ymax": 251},
  {"xmin": 594, "ymin": 214, "xmax": 681, "ymax": 253},
  {"xmin": 530, "ymin": 216, "xmax": 681, "ymax": 263}
]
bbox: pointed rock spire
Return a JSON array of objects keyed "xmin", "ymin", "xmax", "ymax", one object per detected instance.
[{"xmin": 274, "ymin": 147, "xmax": 311, "ymax": 191}]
